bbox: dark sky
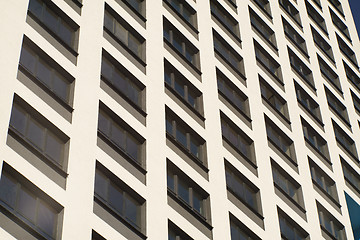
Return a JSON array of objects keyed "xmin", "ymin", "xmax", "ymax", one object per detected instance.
[{"xmin": 349, "ymin": 0, "xmax": 360, "ymax": 41}]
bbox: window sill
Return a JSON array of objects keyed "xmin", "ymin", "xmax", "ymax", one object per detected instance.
[
  {"xmin": 222, "ymin": 137, "xmax": 257, "ymax": 169},
  {"xmin": 218, "ymin": 91, "xmax": 251, "ymax": 124},
  {"xmin": 104, "ymin": 27, "xmax": 146, "ymax": 68},
  {"xmin": 164, "ymin": 0, "xmax": 198, "ymax": 35},
  {"xmin": 214, "ymin": 48, "xmax": 246, "ymax": 81},
  {"xmin": 0, "ymin": 203, "xmax": 55, "ymax": 240},
  {"xmin": 304, "ymin": 138, "xmax": 331, "ymax": 165},
  {"xmin": 166, "ymin": 133, "xmax": 208, "ymax": 173},
  {"xmin": 94, "ymin": 195, "xmax": 146, "ymax": 239},
  {"xmin": 227, "ymin": 187, "xmax": 264, "ymax": 220},
  {"xmin": 165, "ymin": 83, "xmax": 205, "ymax": 122},
  {"xmin": 164, "ymin": 38, "xmax": 201, "ymax": 76},
  {"xmin": 211, "ymin": 13, "xmax": 241, "ymax": 45},
  {"xmin": 18, "ymin": 65, "xmax": 73, "ymax": 113},
  {"xmin": 312, "ymin": 180, "xmax": 341, "ymax": 209},
  {"xmin": 8, "ymin": 127, "xmax": 68, "ymax": 178},
  {"xmin": 98, "ymin": 130, "xmax": 147, "ymax": 174},
  {"xmin": 167, "ymin": 189, "xmax": 212, "ymax": 230},
  {"xmin": 267, "ymin": 137, "xmax": 298, "ymax": 168},
  {"xmin": 274, "ymin": 183, "xmax": 306, "ymax": 214},
  {"xmin": 28, "ymin": 11, "xmax": 78, "ymax": 57},
  {"xmin": 101, "ymin": 75, "xmax": 147, "ymax": 117}
]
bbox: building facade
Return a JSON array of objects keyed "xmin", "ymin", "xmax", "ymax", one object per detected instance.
[{"xmin": 0, "ymin": 0, "xmax": 360, "ymax": 239}]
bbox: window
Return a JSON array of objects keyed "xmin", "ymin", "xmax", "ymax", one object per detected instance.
[
  {"xmin": 309, "ymin": 158, "xmax": 339, "ymax": 202},
  {"xmin": 0, "ymin": 163, "xmax": 63, "ymax": 240},
  {"xmin": 19, "ymin": 38, "xmax": 73, "ymax": 105},
  {"xmin": 342, "ymin": 157, "xmax": 360, "ymax": 193},
  {"xmin": 260, "ymin": 77, "xmax": 289, "ymax": 121},
  {"xmin": 325, "ymin": 87, "xmax": 349, "ymax": 125},
  {"xmin": 213, "ymin": 30, "xmax": 245, "ymax": 78},
  {"xmin": 278, "ymin": 208, "xmax": 309, "ymax": 240},
  {"xmin": 272, "ymin": 160, "xmax": 303, "ymax": 205},
  {"xmin": 164, "ymin": 60, "xmax": 203, "ymax": 114},
  {"xmin": 311, "ymin": 26, "xmax": 335, "ymax": 62},
  {"xmin": 254, "ymin": 40, "xmax": 282, "ymax": 81},
  {"xmin": 98, "ymin": 107, "xmax": 145, "ymax": 166},
  {"xmin": 167, "ymin": 161, "xmax": 209, "ymax": 219},
  {"xmin": 317, "ymin": 202, "xmax": 346, "ymax": 240},
  {"xmin": 28, "ymin": 0, "xmax": 79, "ymax": 50},
  {"xmin": 265, "ymin": 116, "xmax": 295, "ymax": 161},
  {"xmin": 337, "ymin": 34, "xmax": 358, "ymax": 67},
  {"xmin": 351, "ymin": 90, "xmax": 360, "ymax": 114},
  {"xmin": 164, "ymin": 18, "xmax": 200, "ymax": 70},
  {"xmin": 330, "ymin": 8, "xmax": 350, "ymax": 41},
  {"xmin": 94, "ymin": 165, "xmax": 145, "ymax": 232},
  {"xmin": 333, "ymin": 120, "xmax": 358, "ymax": 160},
  {"xmin": 164, "ymin": 0, "xmax": 197, "ymax": 28},
  {"xmin": 301, "ymin": 117, "xmax": 330, "ymax": 160},
  {"xmin": 101, "ymin": 52, "xmax": 145, "ymax": 110},
  {"xmin": 225, "ymin": 162, "xmax": 262, "ymax": 213},
  {"xmin": 306, "ymin": 0, "xmax": 327, "ymax": 34},
  {"xmin": 318, "ymin": 56, "xmax": 341, "ymax": 92},
  {"xmin": 279, "ymin": 0, "xmax": 301, "ymax": 27},
  {"xmin": 166, "ymin": 108, "xmax": 205, "ymax": 162},
  {"xmin": 288, "ymin": 47, "xmax": 315, "ymax": 90},
  {"xmin": 312, "ymin": 0, "xmax": 321, "ymax": 8},
  {"xmin": 217, "ymin": 69, "xmax": 250, "ymax": 118},
  {"xmin": 104, "ymin": 5, "xmax": 145, "ymax": 61},
  {"xmin": 168, "ymin": 220, "xmax": 193, "ymax": 240},
  {"xmin": 282, "ymin": 17, "xmax": 308, "ymax": 56},
  {"xmin": 295, "ymin": 81, "xmax": 322, "ymax": 124},
  {"xmin": 344, "ymin": 61, "xmax": 360, "ymax": 90},
  {"xmin": 253, "ymin": 0, "xmax": 271, "ymax": 17},
  {"xmin": 250, "ymin": 8, "xmax": 276, "ymax": 48},
  {"xmin": 229, "ymin": 213, "xmax": 261, "ymax": 240},
  {"xmin": 328, "ymin": 0, "xmax": 344, "ymax": 16},
  {"xmin": 9, "ymin": 100, "xmax": 69, "ymax": 168},
  {"xmin": 123, "ymin": 0, "xmax": 145, "ymax": 17},
  {"xmin": 221, "ymin": 113, "xmax": 255, "ymax": 163},
  {"xmin": 211, "ymin": 0, "xmax": 240, "ymax": 39}
]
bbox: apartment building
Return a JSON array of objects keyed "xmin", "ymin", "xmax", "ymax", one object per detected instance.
[{"xmin": 0, "ymin": 0, "xmax": 360, "ymax": 239}]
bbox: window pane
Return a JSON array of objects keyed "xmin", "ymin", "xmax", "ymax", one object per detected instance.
[
  {"xmin": 176, "ymin": 127, "xmax": 187, "ymax": 148},
  {"xmin": 178, "ymin": 179, "xmax": 189, "ymax": 204},
  {"xmin": 167, "ymin": 173, "xmax": 174, "ymax": 191},
  {"xmin": 174, "ymin": 80, "xmax": 185, "ymax": 98},
  {"xmin": 10, "ymin": 106, "xmax": 27, "ymax": 135},
  {"xmin": 98, "ymin": 112, "xmax": 110, "ymax": 135},
  {"xmin": 27, "ymin": 118, "xmax": 45, "ymax": 150},
  {"xmin": 17, "ymin": 188, "xmax": 37, "ymax": 222},
  {"xmin": 95, "ymin": 171, "xmax": 108, "ymax": 200},
  {"xmin": 109, "ymin": 183, "xmax": 123, "ymax": 214},
  {"xmin": 115, "ymin": 22, "xmax": 127, "ymax": 44},
  {"xmin": 43, "ymin": 7, "xmax": 59, "ymax": 33},
  {"xmin": 29, "ymin": 0, "xmax": 43, "ymax": 18},
  {"xmin": 45, "ymin": 132, "xmax": 63, "ymax": 164},
  {"xmin": 112, "ymin": 69, "xmax": 127, "ymax": 92},
  {"xmin": 111, "ymin": 124, "xmax": 125, "ymax": 149},
  {"xmin": 104, "ymin": 11, "xmax": 113, "ymax": 32},
  {"xmin": 190, "ymin": 137, "xmax": 200, "ymax": 158},
  {"xmin": 126, "ymin": 135, "xmax": 139, "ymax": 161},
  {"xmin": 52, "ymin": 73, "xmax": 68, "ymax": 101},
  {"xmin": 37, "ymin": 200, "xmax": 56, "ymax": 237},
  {"xmin": 128, "ymin": 34, "xmax": 141, "ymax": 56},
  {"xmin": 101, "ymin": 58, "xmax": 113, "ymax": 80},
  {"xmin": 166, "ymin": 119, "xmax": 173, "ymax": 135},
  {"xmin": 193, "ymin": 191, "xmax": 203, "ymax": 215},
  {"xmin": 20, "ymin": 47, "xmax": 36, "ymax": 73},
  {"xmin": 59, "ymin": 21, "xmax": 73, "ymax": 47},
  {"xmin": 0, "ymin": 174, "xmax": 17, "ymax": 208},
  {"xmin": 36, "ymin": 60, "xmax": 52, "ymax": 87},
  {"xmin": 124, "ymin": 195, "xmax": 139, "ymax": 227}
]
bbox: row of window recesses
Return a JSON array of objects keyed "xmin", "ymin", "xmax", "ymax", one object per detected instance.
[{"xmin": 4, "ymin": 86, "xmax": 360, "ymax": 239}]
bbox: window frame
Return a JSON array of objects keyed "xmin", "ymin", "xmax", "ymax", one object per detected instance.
[
  {"xmin": 344, "ymin": 61, "xmax": 360, "ymax": 91},
  {"xmin": 252, "ymin": 0, "xmax": 272, "ymax": 19},
  {"xmin": 337, "ymin": 34, "xmax": 358, "ymax": 68},
  {"xmin": 311, "ymin": 26, "xmax": 335, "ymax": 63},
  {"xmin": 317, "ymin": 202, "xmax": 346, "ymax": 240},
  {"xmin": 306, "ymin": 0, "xmax": 328, "ymax": 35},
  {"xmin": 211, "ymin": 0, "xmax": 240, "ymax": 41},
  {"xmin": 341, "ymin": 157, "xmax": 360, "ymax": 193},
  {"xmin": 278, "ymin": 208, "xmax": 309, "ymax": 240},
  {"xmin": 282, "ymin": 17, "xmax": 308, "ymax": 58},
  {"xmin": 164, "ymin": 0, "xmax": 198, "ymax": 31},
  {"xmin": 288, "ymin": 47, "xmax": 315, "ymax": 90},
  {"xmin": 325, "ymin": 87, "xmax": 350, "ymax": 126},
  {"xmin": 333, "ymin": 120, "xmax": 359, "ymax": 161},
  {"xmin": 279, "ymin": 0, "xmax": 302, "ymax": 27},
  {"xmin": 250, "ymin": 8, "xmax": 277, "ymax": 50},
  {"xmin": 318, "ymin": 55, "xmax": 341, "ymax": 93},
  {"xmin": 330, "ymin": 8, "xmax": 351, "ymax": 42}
]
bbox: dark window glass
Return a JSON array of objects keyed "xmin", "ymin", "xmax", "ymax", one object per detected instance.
[
  {"xmin": 254, "ymin": 41, "xmax": 282, "ymax": 80},
  {"xmin": 337, "ymin": 34, "xmax": 358, "ymax": 67},
  {"xmin": 94, "ymin": 169, "xmax": 143, "ymax": 230},
  {"xmin": 344, "ymin": 61, "xmax": 360, "ymax": 90},
  {"xmin": 318, "ymin": 57, "xmax": 341, "ymax": 93},
  {"xmin": 124, "ymin": 0, "xmax": 144, "ymax": 16},
  {"xmin": 9, "ymin": 103, "xmax": 66, "ymax": 166},
  {"xmin": 295, "ymin": 81, "xmax": 322, "ymax": 123},
  {"xmin": 279, "ymin": 0, "xmax": 301, "ymax": 26},
  {"xmin": 0, "ymin": 171, "xmax": 60, "ymax": 239},
  {"xmin": 311, "ymin": 26, "xmax": 335, "ymax": 62},
  {"xmin": 342, "ymin": 158, "xmax": 360, "ymax": 192},
  {"xmin": 250, "ymin": 8, "xmax": 276, "ymax": 47},
  {"xmin": 282, "ymin": 17, "xmax": 308, "ymax": 56},
  {"xmin": 317, "ymin": 202, "xmax": 346, "ymax": 239},
  {"xmin": 288, "ymin": 48, "xmax": 315, "ymax": 89},
  {"xmin": 328, "ymin": 0, "xmax": 343, "ymax": 16},
  {"xmin": 98, "ymin": 109, "xmax": 143, "ymax": 164},
  {"xmin": 28, "ymin": 0, "xmax": 78, "ymax": 48},
  {"xmin": 211, "ymin": 0, "xmax": 239, "ymax": 37},
  {"xmin": 230, "ymin": 214, "xmax": 261, "ymax": 240},
  {"xmin": 306, "ymin": 1, "xmax": 327, "ymax": 34},
  {"xmin": 351, "ymin": 90, "xmax": 360, "ymax": 113},
  {"xmin": 165, "ymin": 0, "xmax": 197, "ymax": 28},
  {"xmin": 168, "ymin": 221, "xmax": 194, "ymax": 240},
  {"xmin": 19, "ymin": 44, "xmax": 71, "ymax": 103},
  {"xmin": 253, "ymin": 0, "xmax": 271, "ymax": 17},
  {"xmin": 333, "ymin": 120, "xmax": 358, "ymax": 160},
  {"xmin": 325, "ymin": 88, "xmax": 349, "ymax": 124},
  {"xmin": 279, "ymin": 211, "xmax": 308, "ymax": 240},
  {"xmin": 330, "ymin": 8, "xmax": 350, "ymax": 41}
]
